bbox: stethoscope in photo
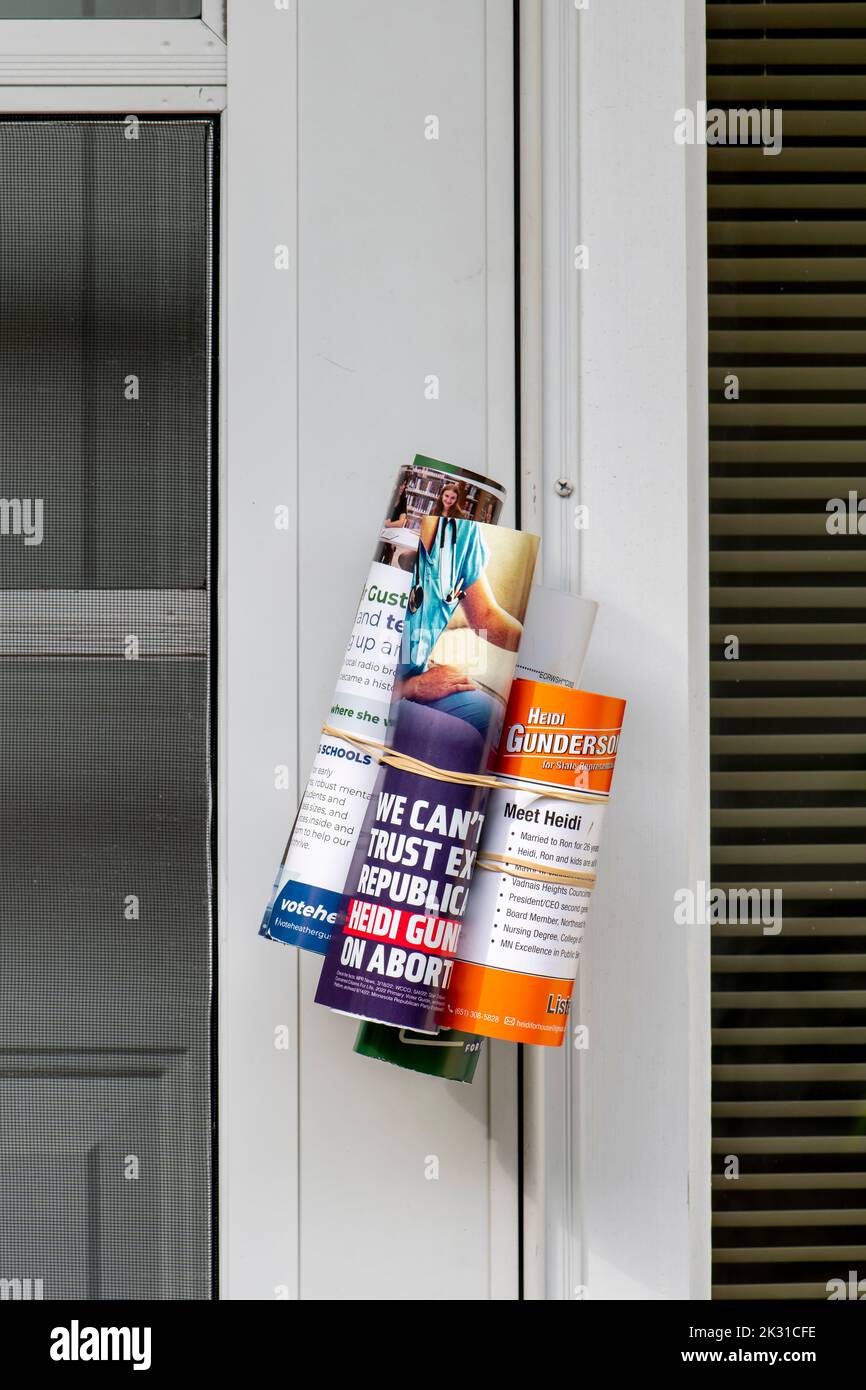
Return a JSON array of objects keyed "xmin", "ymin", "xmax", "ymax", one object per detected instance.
[{"xmin": 407, "ymin": 517, "xmax": 464, "ymax": 614}]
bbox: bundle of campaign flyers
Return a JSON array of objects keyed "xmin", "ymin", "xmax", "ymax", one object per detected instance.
[{"xmin": 259, "ymin": 456, "xmax": 625, "ymax": 1082}]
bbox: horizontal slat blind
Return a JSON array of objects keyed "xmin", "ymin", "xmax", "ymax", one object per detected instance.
[{"xmin": 708, "ymin": 0, "xmax": 866, "ymax": 1301}]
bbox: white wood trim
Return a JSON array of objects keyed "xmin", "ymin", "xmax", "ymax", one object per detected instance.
[
  {"xmin": 685, "ymin": 0, "xmax": 712, "ymax": 1303},
  {"xmin": 201, "ymin": 0, "xmax": 226, "ymax": 41},
  {"xmin": 517, "ymin": 0, "xmax": 546, "ymax": 1304},
  {"xmin": 0, "ymin": 86, "xmax": 224, "ymax": 110},
  {"xmin": 520, "ymin": 0, "xmax": 711, "ymax": 1301},
  {"xmin": 540, "ymin": 0, "xmax": 584, "ymax": 1307},
  {"xmin": 539, "ymin": 0, "xmax": 581, "ymax": 594},
  {"xmin": 0, "ymin": 19, "xmax": 225, "ymax": 85},
  {"xmin": 519, "ymin": 0, "xmax": 584, "ymax": 1304},
  {"xmin": 218, "ymin": 1, "xmax": 299, "ymax": 1300},
  {"xmin": 290, "ymin": 0, "xmax": 519, "ymax": 1302},
  {"xmin": 518, "ymin": 0, "xmax": 542, "ymax": 537},
  {"xmin": 0, "ymin": 0, "xmax": 516, "ymax": 1302},
  {"xmin": 485, "ymin": 0, "xmax": 520, "ymax": 1301}
]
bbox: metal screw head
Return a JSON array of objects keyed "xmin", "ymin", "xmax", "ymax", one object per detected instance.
[{"xmin": 554, "ymin": 478, "xmax": 575, "ymax": 498}]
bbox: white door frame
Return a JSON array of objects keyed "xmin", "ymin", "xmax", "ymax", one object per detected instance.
[
  {"xmin": 0, "ymin": 0, "xmax": 711, "ymax": 1302},
  {"xmin": 0, "ymin": 12, "xmax": 225, "ymax": 97},
  {"xmin": 248, "ymin": 0, "xmax": 521, "ymax": 1302},
  {"xmin": 518, "ymin": 0, "xmax": 711, "ymax": 1301},
  {"xmin": 0, "ymin": 0, "xmax": 521, "ymax": 1302},
  {"xmin": 218, "ymin": 1, "xmax": 298, "ymax": 1302},
  {"xmin": 219, "ymin": 0, "xmax": 521, "ymax": 1300},
  {"xmin": 0, "ymin": 0, "xmax": 297, "ymax": 1304},
  {"xmin": 0, "ymin": 0, "xmax": 229, "ymax": 1291}
]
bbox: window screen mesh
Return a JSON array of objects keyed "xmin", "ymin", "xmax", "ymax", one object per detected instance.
[
  {"xmin": 0, "ymin": 121, "xmax": 210, "ymax": 589},
  {"xmin": 0, "ymin": 119, "xmax": 214, "ymax": 1300},
  {"xmin": 708, "ymin": 3, "xmax": 866, "ymax": 1300}
]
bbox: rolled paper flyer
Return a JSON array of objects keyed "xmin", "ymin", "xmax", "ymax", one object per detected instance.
[
  {"xmin": 443, "ymin": 681, "xmax": 625, "ymax": 1046},
  {"xmin": 354, "ymin": 586, "xmax": 598, "ymax": 1079},
  {"xmin": 259, "ymin": 455, "xmax": 505, "ymax": 953},
  {"xmin": 314, "ymin": 518, "xmax": 540, "ymax": 1031}
]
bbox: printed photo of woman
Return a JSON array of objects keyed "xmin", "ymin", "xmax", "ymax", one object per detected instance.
[
  {"xmin": 431, "ymin": 479, "xmax": 468, "ymax": 519},
  {"xmin": 385, "ymin": 476, "xmax": 408, "ymax": 528}
]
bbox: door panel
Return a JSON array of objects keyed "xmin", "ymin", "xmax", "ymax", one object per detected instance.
[
  {"xmin": 0, "ymin": 118, "xmax": 214, "ymax": 1300},
  {"xmin": 0, "ymin": 121, "xmax": 209, "ymax": 588},
  {"xmin": 295, "ymin": 0, "xmax": 518, "ymax": 1299},
  {"xmin": 219, "ymin": 1, "xmax": 516, "ymax": 1298}
]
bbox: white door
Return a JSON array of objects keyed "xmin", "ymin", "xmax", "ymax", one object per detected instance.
[
  {"xmin": 220, "ymin": 0, "xmax": 520, "ymax": 1300},
  {"xmin": 0, "ymin": 0, "xmax": 521, "ymax": 1303},
  {"xmin": 0, "ymin": 11, "xmax": 223, "ymax": 1302},
  {"xmin": 0, "ymin": 0, "xmax": 712, "ymax": 1305}
]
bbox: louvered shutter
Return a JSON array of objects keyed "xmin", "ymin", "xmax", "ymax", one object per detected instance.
[{"xmin": 708, "ymin": 1, "xmax": 866, "ymax": 1301}]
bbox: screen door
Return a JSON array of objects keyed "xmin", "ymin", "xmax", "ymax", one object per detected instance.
[{"xmin": 0, "ymin": 118, "xmax": 215, "ymax": 1300}]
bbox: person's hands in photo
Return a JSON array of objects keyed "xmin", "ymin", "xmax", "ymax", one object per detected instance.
[{"xmin": 400, "ymin": 662, "xmax": 477, "ymax": 702}]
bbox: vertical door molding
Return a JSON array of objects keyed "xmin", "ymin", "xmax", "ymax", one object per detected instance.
[
  {"xmin": 294, "ymin": 0, "xmax": 519, "ymax": 1302},
  {"xmin": 518, "ymin": 0, "xmax": 585, "ymax": 1304},
  {"xmin": 520, "ymin": 0, "xmax": 711, "ymax": 1300},
  {"xmin": 685, "ymin": 0, "xmax": 711, "ymax": 1304},
  {"xmin": 485, "ymin": 0, "xmax": 522, "ymax": 1301},
  {"xmin": 222, "ymin": 0, "xmax": 520, "ymax": 1302},
  {"xmin": 219, "ymin": 2, "xmax": 299, "ymax": 1299}
]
